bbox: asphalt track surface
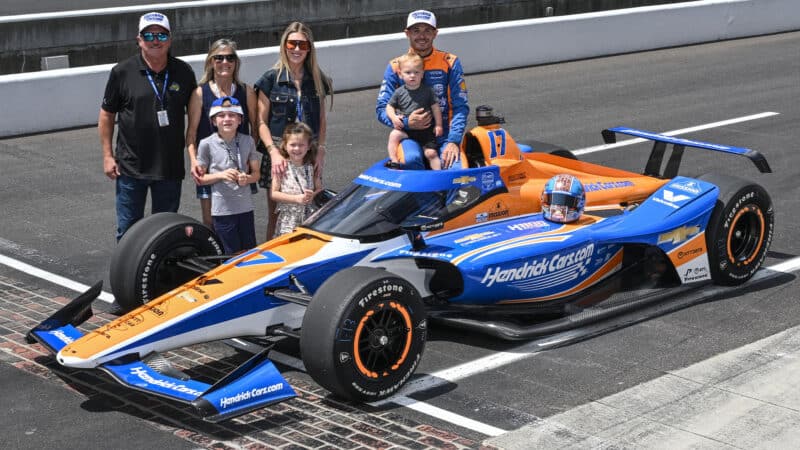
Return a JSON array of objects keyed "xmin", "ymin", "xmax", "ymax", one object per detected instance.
[{"xmin": 1, "ymin": 31, "xmax": 799, "ymax": 448}]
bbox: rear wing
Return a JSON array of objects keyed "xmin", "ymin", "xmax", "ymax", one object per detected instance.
[{"xmin": 601, "ymin": 126, "xmax": 771, "ymax": 177}]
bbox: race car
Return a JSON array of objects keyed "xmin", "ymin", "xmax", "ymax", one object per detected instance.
[{"xmin": 28, "ymin": 106, "xmax": 774, "ymax": 422}]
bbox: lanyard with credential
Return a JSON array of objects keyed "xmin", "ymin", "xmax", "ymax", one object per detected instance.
[
  {"xmin": 145, "ymin": 69, "xmax": 169, "ymax": 109},
  {"xmin": 223, "ymin": 136, "xmax": 242, "ymax": 171}
]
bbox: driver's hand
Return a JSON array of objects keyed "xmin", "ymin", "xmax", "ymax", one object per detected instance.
[
  {"xmin": 407, "ymin": 108, "xmax": 431, "ymax": 130},
  {"xmin": 441, "ymin": 142, "xmax": 460, "ymax": 169}
]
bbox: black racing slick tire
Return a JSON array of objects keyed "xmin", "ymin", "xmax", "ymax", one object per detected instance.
[
  {"xmin": 300, "ymin": 267, "xmax": 427, "ymax": 402},
  {"xmin": 109, "ymin": 213, "xmax": 223, "ymax": 313},
  {"xmin": 700, "ymin": 174, "xmax": 774, "ymax": 286}
]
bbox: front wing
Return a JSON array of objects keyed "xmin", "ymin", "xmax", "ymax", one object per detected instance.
[{"xmin": 26, "ymin": 282, "xmax": 296, "ymax": 422}]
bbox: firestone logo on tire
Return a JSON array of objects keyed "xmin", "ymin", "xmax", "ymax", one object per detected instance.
[{"xmin": 357, "ymin": 283, "xmax": 405, "ymax": 308}]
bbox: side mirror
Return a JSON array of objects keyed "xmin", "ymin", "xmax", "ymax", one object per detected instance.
[
  {"xmin": 313, "ymin": 189, "xmax": 337, "ymax": 209},
  {"xmin": 400, "ymin": 216, "xmax": 443, "ymax": 251}
]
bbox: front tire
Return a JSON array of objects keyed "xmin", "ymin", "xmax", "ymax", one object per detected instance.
[
  {"xmin": 700, "ymin": 174, "xmax": 774, "ymax": 285},
  {"xmin": 300, "ymin": 267, "xmax": 427, "ymax": 401},
  {"xmin": 109, "ymin": 213, "xmax": 223, "ymax": 312}
]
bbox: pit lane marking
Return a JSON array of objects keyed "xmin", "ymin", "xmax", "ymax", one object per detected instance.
[
  {"xmin": 573, "ymin": 112, "xmax": 779, "ymax": 155},
  {"xmin": 0, "ymin": 253, "xmax": 114, "ymax": 302}
]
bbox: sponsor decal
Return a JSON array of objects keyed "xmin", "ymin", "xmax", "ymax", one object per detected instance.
[
  {"xmin": 427, "ymin": 71, "xmax": 445, "ymax": 81},
  {"xmin": 677, "ymin": 247, "xmax": 704, "ymax": 259},
  {"xmin": 178, "ymin": 291, "xmax": 197, "ymax": 303},
  {"xmin": 669, "ymin": 180, "xmax": 702, "ymax": 194},
  {"xmin": 184, "ymin": 226, "xmax": 194, "ymax": 238},
  {"xmin": 219, "ymin": 383, "xmax": 286, "ymax": 409},
  {"xmin": 475, "ymin": 210, "xmax": 509, "ymax": 223},
  {"xmin": 658, "ymin": 225, "xmax": 700, "ymax": 245},
  {"xmin": 452, "ymin": 175, "xmax": 476, "ymax": 185},
  {"xmin": 454, "ymin": 231, "xmax": 500, "ymax": 245},
  {"xmin": 583, "ymin": 180, "xmax": 634, "ymax": 192},
  {"xmin": 481, "ymin": 244, "xmax": 594, "ymax": 287},
  {"xmin": 507, "ymin": 220, "xmax": 549, "ymax": 231},
  {"xmin": 663, "ymin": 190, "xmax": 691, "ymax": 203},
  {"xmin": 683, "ymin": 267, "xmax": 709, "ymax": 282},
  {"xmin": 129, "ymin": 366, "xmax": 204, "ymax": 397},
  {"xmin": 481, "ymin": 171, "xmax": 495, "ymax": 190},
  {"xmin": 357, "ymin": 283, "xmax": 405, "ymax": 308},
  {"xmin": 652, "ymin": 196, "xmax": 679, "ymax": 209},
  {"xmin": 399, "ymin": 250, "xmax": 454, "ymax": 259},
  {"xmin": 50, "ymin": 329, "xmax": 75, "ymax": 344},
  {"xmin": 339, "ymin": 352, "xmax": 351, "ymax": 363},
  {"xmin": 357, "ymin": 174, "xmax": 401, "ymax": 188}
]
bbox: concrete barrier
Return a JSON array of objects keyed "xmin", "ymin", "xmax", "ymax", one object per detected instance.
[{"xmin": 0, "ymin": 0, "xmax": 797, "ymax": 137}]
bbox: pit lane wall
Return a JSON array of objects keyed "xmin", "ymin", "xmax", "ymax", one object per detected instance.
[{"xmin": 0, "ymin": 0, "xmax": 797, "ymax": 137}]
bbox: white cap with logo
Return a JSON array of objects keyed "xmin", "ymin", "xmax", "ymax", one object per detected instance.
[
  {"xmin": 406, "ymin": 10, "xmax": 437, "ymax": 29},
  {"xmin": 138, "ymin": 12, "xmax": 171, "ymax": 33}
]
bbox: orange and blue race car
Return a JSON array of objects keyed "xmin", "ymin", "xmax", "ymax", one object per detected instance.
[{"xmin": 28, "ymin": 106, "xmax": 774, "ymax": 422}]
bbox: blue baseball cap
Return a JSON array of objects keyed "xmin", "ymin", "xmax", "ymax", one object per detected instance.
[{"xmin": 209, "ymin": 96, "xmax": 243, "ymax": 118}]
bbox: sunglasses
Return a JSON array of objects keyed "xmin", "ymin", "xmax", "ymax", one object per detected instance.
[
  {"xmin": 140, "ymin": 31, "xmax": 170, "ymax": 42},
  {"xmin": 212, "ymin": 54, "xmax": 237, "ymax": 63},
  {"xmin": 285, "ymin": 40, "xmax": 310, "ymax": 51}
]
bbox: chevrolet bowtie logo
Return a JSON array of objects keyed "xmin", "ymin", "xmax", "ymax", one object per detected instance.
[
  {"xmin": 658, "ymin": 225, "xmax": 700, "ymax": 245},
  {"xmin": 452, "ymin": 176, "xmax": 476, "ymax": 185}
]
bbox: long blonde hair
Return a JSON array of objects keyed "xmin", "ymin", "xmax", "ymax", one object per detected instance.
[
  {"xmin": 276, "ymin": 22, "xmax": 333, "ymax": 109},
  {"xmin": 199, "ymin": 38, "xmax": 242, "ymax": 85}
]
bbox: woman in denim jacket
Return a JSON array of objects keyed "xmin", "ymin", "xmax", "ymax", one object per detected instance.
[{"xmin": 255, "ymin": 22, "xmax": 333, "ymax": 239}]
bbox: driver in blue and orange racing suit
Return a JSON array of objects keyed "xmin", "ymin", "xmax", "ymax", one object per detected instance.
[{"xmin": 376, "ymin": 9, "xmax": 469, "ymax": 170}]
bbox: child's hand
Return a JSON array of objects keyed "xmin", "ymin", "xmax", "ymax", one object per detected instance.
[
  {"xmin": 301, "ymin": 189, "xmax": 314, "ymax": 205},
  {"xmin": 391, "ymin": 115, "xmax": 405, "ymax": 130},
  {"xmin": 221, "ymin": 168, "xmax": 239, "ymax": 182},
  {"xmin": 434, "ymin": 125, "xmax": 443, "ymax": 137}
]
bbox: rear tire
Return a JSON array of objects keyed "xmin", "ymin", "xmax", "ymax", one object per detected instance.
[
  {"xmin": 300, "ymin": 267, "xmax": 427, "ymax": 401},
  {"xmin": 700, "ymin": 174, "xmax": 774, "ymax": 285},
  {"xmin": 109, "ymin": 213, "xmax": 223, "ymax": 312}
]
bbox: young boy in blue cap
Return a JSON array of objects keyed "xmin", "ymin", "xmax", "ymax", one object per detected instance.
[{"xmin": 196, "ymin": 96, "xmax": 260, "ymax": 253}]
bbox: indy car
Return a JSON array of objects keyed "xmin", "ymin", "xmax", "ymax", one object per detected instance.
[{"xmin": 28, "ymin": 106, "xmax": 774, "ymax": 422}]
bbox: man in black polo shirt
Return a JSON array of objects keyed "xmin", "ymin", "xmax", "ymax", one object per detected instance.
[{"xmin": 99, "ymin": 11, "xmax": 197, "ymax": 241}]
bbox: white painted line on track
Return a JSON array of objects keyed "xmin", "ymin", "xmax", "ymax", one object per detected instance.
[
  {"xmin": 573, "ymin": 111, "xmax": 780, "ymax": 155},
  {"xmin": 0, "ymin": 253, "xmax": 114, "ymax": 302},
  {"xmin": 391, "ymin": 395, "xmax": 508, "ymax": 437}
]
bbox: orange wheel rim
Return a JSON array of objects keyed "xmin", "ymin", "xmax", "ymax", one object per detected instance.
[{"xmin": 352, "ymin": 301, "xmax": 413, "ymax": 379}]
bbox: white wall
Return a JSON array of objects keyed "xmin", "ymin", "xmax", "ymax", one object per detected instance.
[{"xmin": 0, "ymin": 0, "xmax": 797, "ymax": 137}]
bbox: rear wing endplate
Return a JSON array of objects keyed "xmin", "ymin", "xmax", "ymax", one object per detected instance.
[{"xmin": 602, "ymin": 127, "xmax": 771, "ymax": 176}]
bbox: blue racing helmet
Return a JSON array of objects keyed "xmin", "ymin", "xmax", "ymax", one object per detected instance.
[{"xmin": 541, "ymin": 174, "xmax": 585, "ymax": 223}]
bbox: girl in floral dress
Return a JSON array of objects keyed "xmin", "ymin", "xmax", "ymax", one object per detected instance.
[{"xmin": 270, "ymin": 123, "xmax": 322, "ymax": 237}]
